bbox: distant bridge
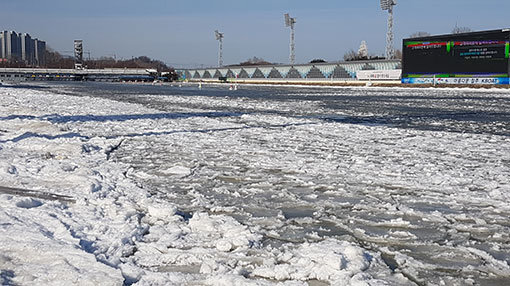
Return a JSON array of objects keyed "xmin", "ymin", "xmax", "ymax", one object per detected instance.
[
  {"xmin": 0, "ymin": 68, "xmax": 154, "ymax": 82},
  {"xmin": 178, "ymin": 59, "xmax": 401, "ymax": 82}
]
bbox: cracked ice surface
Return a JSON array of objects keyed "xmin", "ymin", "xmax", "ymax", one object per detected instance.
[{"xmin": 0, "ymin": 82, "xmax": 510, "ymax": 285}]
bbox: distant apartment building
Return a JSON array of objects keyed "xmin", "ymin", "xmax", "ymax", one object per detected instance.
[
  {"xmin": 34, "ymin": 39, "xmax": 46, "ymax": 66},
  {"xmin": 0, "ymin": 30, "xmax": 46, "ymax": 66}
]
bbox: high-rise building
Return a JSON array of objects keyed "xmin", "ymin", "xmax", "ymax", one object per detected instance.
[
  {"xmin": 35, "ymin": 39, "xmax": 46, "ymax": 66},
  {"xmin": 21, "ymin": 33, "xmax": 36, "ymax": 65},
  {"xmin": 13, "ymin": 32, "xmax": 22, "ymax": 60},
  {"xmin": 0, "ymin": 32, "xmax": 5, "ymax": 59},
  {"xmin": 1, "ymin": 31, "xmax": 13, "ymax": 59},
  {"xmin": 1, "ymin": 31, "xmax": 22, "ymax": 61},
  {"xmin": 0, "ymin": 30, "xmax": 45, "ymax": 66}
]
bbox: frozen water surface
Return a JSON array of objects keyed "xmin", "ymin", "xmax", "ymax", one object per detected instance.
[{"xmin": 1, "ymin": 82, "xmax": 510, "ymax": 285}]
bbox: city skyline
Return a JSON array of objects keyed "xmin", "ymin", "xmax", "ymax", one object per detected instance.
[
  {"xmin": 1, "ymin": 0, "xmax": 509, "ymax": 68},
  {"xmin": 0, "ymin": 30, "xmax": 46, "ymax": 66}
]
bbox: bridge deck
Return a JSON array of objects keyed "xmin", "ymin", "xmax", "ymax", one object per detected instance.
[{"xmin": 0, "ymin": 68, "xmax": 150, "ymax": 75}]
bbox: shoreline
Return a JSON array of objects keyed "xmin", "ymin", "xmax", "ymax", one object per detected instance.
[{"xmin": 182, "ymin": 79, "xmax": 510, "ymax": 90}]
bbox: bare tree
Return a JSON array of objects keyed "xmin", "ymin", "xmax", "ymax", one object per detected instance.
[
  {"xmin": 343, "ymin": 49, "xmax": 357, "ymax": 61},
  {"xmin": 409, "ymin": 31, "xmax": 431, "ymax": 38},
  {"xmin": 452, "ymin": 26, "xmax": 472, "ymax": 34},
  {"xmin": 394, "ymin": 49, "xmax": 402, "ymax": 60},
  {"xmin": 239, "ymin": 57, "xmax": 272, "ymax": 66}
]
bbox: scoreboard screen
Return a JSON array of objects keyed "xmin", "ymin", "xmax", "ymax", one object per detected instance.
[{"xmin": 402, "ymin": 30, "xmax": 510, "ymax": 78}]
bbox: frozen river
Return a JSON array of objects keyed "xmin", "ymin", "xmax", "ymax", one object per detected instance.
[{"xmin": 1, "ymin": 82, "xmax": 510, "ymax": 285}]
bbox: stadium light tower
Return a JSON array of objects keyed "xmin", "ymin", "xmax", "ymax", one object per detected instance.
[
  {"xmin": 284, "ymin": 13, "xmax": 296, "ymax": 65},
  {"xmin": 381, "ymin": 0, "xmax": 397, "ymax": 59},
  {"xmin": 215, "ymin": 30, "xmax": 224, "ymax": 67}
]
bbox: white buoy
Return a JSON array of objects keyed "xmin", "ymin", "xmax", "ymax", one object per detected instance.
[{"xmin": 198, "ymin": 83, "xmax": 202, "ymax": 89}]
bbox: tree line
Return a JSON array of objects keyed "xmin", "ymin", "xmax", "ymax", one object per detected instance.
[{"xmin": 0, "ymin": 48, "xmax": 176, "ymax": 73}]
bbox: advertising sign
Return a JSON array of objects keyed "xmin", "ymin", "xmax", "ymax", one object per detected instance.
[
  {"xmin": 402, "ymin": 29, "xmax": 510, "ymax": 80},
  {"xmin": 357, "ymin": 69, "xmax": 401, "ymax": 80},
  {"xmin": 402, "ymin": 77, "xmax": 510, "ymax": 85}
]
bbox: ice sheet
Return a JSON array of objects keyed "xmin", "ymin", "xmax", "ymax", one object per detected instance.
[{"xmin": 1, "ymin": 83, "xmax": 509, "ymax": 285}]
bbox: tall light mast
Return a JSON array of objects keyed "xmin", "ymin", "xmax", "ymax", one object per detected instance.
[
  {"xmin": 284, "ymin": 13, "xmax": 296, "ymax": 65},
  {"xmin": 215, "ymin": 30, "xmax": 224, "ymax": 67},
  {"xmin": 381, "ymin": 0, "xmax": 397, "ymax": 59}
]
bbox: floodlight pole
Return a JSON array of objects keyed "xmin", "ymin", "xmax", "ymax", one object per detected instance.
[
  {"xmin": 285, "ymin": 13, "xmax": 296, "ymax": 65},
  {"xmin": 385, "ymin": 5, "xmax": 395, "ymax": 59},
  {"xmin": 215, "ymin": 30, "xmax": 224, "ymax": 67},
  {"xmin": 290, "ymin": 22, "xmax": 295, "ymax": 65},
  {"xmin": 218, "ymin": 37, "xmax": 223, "ymax": 67}
]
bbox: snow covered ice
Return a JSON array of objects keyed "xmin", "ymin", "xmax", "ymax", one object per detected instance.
[{"xmin": 1, "ymin": 82, "xmax": 510, "ymax": 285}]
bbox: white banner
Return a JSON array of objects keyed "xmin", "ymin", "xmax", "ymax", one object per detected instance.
[{"xmin": 356, "ymin": 69, "xmax": 402, "ymax": 80}]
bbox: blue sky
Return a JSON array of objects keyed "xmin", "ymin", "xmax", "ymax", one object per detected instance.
[{"xmin": 2, "ymin": 0, "xmax": 509, "ymax": 68}]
